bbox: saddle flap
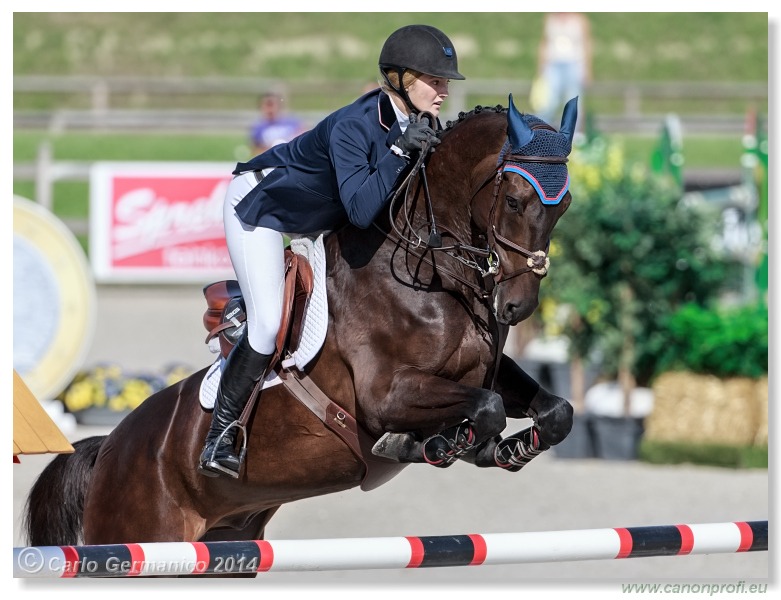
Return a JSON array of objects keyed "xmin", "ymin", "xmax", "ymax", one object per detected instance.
[
  {"xmin": 276, "ymin": 248, "xmax": 315, "ymax": 358},
  {"xmin": 202, "ymin": 249, "xmax": 314, "ymax": 361}
]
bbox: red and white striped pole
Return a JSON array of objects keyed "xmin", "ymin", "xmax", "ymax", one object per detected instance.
[{"xmin": 13, "ymin": 520, "xmax": 767, "ymax": 578}]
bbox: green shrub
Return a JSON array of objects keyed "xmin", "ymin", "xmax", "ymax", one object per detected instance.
[
  {"xmin": 541, "ymin": 139, "xmax": 739, "ymax": 386},
  {"xmin": 655, "ymin": 302, "xmax": 768, "ymax": 378}
]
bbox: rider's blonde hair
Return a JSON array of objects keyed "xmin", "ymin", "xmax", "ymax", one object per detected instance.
[{"xmin": 380, "ymin": 68, "xmax": 422, "ymax": 96}]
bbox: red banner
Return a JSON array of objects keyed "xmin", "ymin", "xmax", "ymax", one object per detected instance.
[{"xmin": 90, "ymin": 162, "xmax": 236, "ymax": 282}]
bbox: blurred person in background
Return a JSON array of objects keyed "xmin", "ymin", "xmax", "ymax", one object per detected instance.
[
  {"xmin": 199, "ymin": 24, "xmax": 465, "ymax": 478},
  {"xmin": 249, "ymin": 92, "xmax": 306, "ymax": 155},
  {"xmin": 533, "ymin": 12, "xmax": 592, "ymax": 137}
]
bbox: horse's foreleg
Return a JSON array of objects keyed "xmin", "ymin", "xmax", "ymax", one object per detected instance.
[
  {"xmin": 454, "ymin": 355, "xmax": 572, "ymax": 472},
  {"xmin": 464, "ymin": 425, "xmax": 549, "ymax": 470},
  {"xmin": 494, "ymin": 353, "xmax": 573, "ymax": 446},
  {"xmin": 370, "ymin": 368, "xmax": 506, "ymax": 465}
]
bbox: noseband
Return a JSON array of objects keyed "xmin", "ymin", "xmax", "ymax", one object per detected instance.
[{"xmin": 383, "ymin": 124, "xmax": 567, "ymax": 301}]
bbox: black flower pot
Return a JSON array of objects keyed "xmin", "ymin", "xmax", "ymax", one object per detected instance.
[
  {"xmin": 71, "ymin": 407, "xmax": 130, "ymax": 426},
  {"xmin": 551, "ymin": 412, "xmax": 595, "ymax": 459},
  {"xmin": 590, "ymin": 415, "xmax": 644, "ymax": 460}
]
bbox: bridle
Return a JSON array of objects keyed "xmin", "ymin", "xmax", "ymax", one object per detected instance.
[{"xmin": 381, "ymin": 122, "xmax": 568, "ymax": 302}]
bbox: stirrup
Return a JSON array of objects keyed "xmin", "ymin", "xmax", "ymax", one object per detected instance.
[{"xmin": 198, "ymin": 421, "xmax": 248, "ymax": 479}]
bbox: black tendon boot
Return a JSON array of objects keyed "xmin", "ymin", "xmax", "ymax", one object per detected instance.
[{"xmin": 198, "ymin": 334, "xmax": 273, "ymax": 478}]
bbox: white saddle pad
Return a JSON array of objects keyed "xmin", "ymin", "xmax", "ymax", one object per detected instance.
[{"xmin": 199, "ymin": 234, "xmax": 328, "ymax": 410}]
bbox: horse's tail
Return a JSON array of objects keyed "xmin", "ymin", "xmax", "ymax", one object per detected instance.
[{"xmin": 23, "ymin": 435, "xmax": 106, "ymax": 546}]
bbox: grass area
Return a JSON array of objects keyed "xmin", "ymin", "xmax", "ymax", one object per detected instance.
[
  {"xmin": 14, "ymin": 130, "xmax": 746, "ymax": 166},
  {"xmin": 14, "ymin": 13, "xmax": 767, "ymax": 116},
  {"xmin": 14, "ymin": 13, "xmax": 767, "ymax": 82},
  {"xmin": 13, "ymin": 131, "xmax": 247, "ymax": 162},
  {"xmin": 639, "ymin": 439, "xmax": 768, "ymax": 469},
  {"xmin": 615, "ymin": 134, "xmax": 747, "ymax": 169}
]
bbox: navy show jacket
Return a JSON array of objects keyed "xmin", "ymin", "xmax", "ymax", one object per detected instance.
[{"xmin": 232, "ymin": 89, "xmax": 410, "ymax": 234}]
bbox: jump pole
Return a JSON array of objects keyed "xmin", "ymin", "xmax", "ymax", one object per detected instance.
[{"xmin": 14, "ymin": 520, "xmax": 767, "ymax": 578}]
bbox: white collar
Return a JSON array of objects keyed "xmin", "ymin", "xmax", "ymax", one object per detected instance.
[{"xmin": 389, "ymin": 96, "xmax": 410, "ymax": 132}]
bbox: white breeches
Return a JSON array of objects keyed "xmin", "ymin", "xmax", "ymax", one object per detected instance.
[{"xmin": 223, "ymin": 171, "xmax": 286, "ymax": 355}]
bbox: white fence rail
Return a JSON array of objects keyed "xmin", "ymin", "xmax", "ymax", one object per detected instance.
[{"xmin": 14, "ymin": 75, "xmax": 766, "ymax": 135}]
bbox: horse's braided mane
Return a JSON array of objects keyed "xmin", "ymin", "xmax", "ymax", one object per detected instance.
[{"xmin": 444, "ymin": 104, "xmax": 507, "ymax": 131}]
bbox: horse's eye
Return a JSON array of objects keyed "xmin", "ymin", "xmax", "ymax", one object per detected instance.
[{"xmin": 506, "ymin": 196, "xmax": 519, "ymax": 211}]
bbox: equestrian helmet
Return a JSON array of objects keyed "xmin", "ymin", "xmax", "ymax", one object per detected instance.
[{"xmin": 379, "ymin": 24, "xmax": 465, "ymax": 80}]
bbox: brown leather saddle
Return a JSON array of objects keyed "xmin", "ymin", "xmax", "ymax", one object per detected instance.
[{"xmin": 201, "ymin": 247, "xmax": 405, "ymax": 491}]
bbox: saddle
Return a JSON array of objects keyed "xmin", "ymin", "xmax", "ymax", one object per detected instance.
[{"xmin": 201, "ymin": 246, "xmax": 405, "ymax": 491}]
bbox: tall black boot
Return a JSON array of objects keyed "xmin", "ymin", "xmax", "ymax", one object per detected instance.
[{"xmin": 198, "ymin": 334, "xmax": 273, "ymax": 478}]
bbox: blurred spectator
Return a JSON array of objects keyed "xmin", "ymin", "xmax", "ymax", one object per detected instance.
[
  {"xmin": 534, "ymin": 12, "xmax": 592, "ymax": 134},
  {"xmin": 249, "ymin": 92, "xmax": 306, "ymax": 155}
]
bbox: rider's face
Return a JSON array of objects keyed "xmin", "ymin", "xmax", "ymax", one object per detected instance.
[{"xmin": 408, "ymin": 74, "xmax": 449, "ymax": 117}]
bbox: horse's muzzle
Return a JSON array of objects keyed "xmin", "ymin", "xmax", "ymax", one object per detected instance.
[{"xmin": 493, "ymin": 288, "xmax": 539, "ymax": 325}]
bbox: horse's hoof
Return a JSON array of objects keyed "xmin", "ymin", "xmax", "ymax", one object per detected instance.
[
  {"xmin": 371, "ymin": 432, "xmax": 415, "ymax": 461},
  {"xmin": 493, "ymin": 426, "xmax": 548, "ymax": 472}
]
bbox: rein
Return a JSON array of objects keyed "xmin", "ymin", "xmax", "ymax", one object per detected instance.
[
  {"xmin": 381, "ymin": 146, "xmax": 494, "ymax": 299},
  {"xmin": 380, "ymin": 125, "xmax": 567, "ymax": 302}
]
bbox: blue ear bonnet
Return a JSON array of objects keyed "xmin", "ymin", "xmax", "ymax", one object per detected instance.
[{"xmin": 502, "ymin": 95, "xmax": 577, "ymax": 205}]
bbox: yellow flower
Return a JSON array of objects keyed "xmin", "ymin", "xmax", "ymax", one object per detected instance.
[
  {"xmin": 630, "ymin": 163, "xmax": 647, "ymax": 184},
  {"xmin": 62, "ymin": 380, "xmax": 95, "ymax": 412},
  {"xmin": 109, "ymin": 379, "xmax": 153, "ymax": 411},
  {"xmin": 605, "ymin": 144, "xmax": 625, "ymax": 181},
  {"xmin": 165, "ymin": 366, "xmax": 191, "ymax": 386}
]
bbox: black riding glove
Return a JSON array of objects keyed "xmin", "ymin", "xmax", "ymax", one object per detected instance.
[{"xmin": 394, "ymin": 114, "xmax": 441, "ymax": 155}]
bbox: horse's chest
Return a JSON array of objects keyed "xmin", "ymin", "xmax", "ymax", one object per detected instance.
[{"xmin": 442, "ymin": 329, "xmax": 494, "ymax": 379}]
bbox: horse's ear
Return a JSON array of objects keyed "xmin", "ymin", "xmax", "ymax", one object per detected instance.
[
  {"xmin": 559, "ymin": 96, "xmax": 579, "ymax": 145},
  {"xmin": 507, "ymin": 93, "xmax": 534, "ymax": 150}
]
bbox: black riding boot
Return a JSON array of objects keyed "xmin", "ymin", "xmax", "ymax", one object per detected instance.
[{"xmin": 198, "ymin": 334, "xmax": 273, "ymax": 478}]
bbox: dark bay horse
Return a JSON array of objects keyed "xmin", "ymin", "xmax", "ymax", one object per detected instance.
[{"xmin": 25, "ymin": 96, "xmax": 577, "ymax": 563}]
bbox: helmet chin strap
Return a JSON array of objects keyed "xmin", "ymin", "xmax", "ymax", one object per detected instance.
[{"xmin": 381, "ymin": 68, "xmax": 419, "ymax": 116}]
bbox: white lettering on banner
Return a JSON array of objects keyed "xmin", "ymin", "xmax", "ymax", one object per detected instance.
[
  {"xmin": 163, "ymin": 246, "xmax": 231, "ymax": 269},
  {"xmin": 112, "ymin": 180, "xmax": 228, "ymax": 260}
]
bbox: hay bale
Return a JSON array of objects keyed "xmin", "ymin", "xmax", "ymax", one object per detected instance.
[
  {"xmin": 646, "ymin": 372, "xmax": 761, "ymax": 446},
  {"xmin": 753, "ymin": 376, "xmax": 768, "ymax": 447}
]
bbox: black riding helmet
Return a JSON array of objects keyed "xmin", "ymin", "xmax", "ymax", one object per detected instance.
[{"xmin": 379, "ymin": 24, "xmax": 465, "ymax": 115}]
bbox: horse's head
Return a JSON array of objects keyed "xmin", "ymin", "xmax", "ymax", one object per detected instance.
[
  {"xmin": 475, "ymin": 94, "xmax": 577, "ymax": 325},
  {"xmin": 389, "ymin": 98, "xmax": 575, "ymax": 326}
]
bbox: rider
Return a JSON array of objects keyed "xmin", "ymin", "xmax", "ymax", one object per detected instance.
[{"xmin": 198, "ymin": 24, "xmax": 466, "ymax": 478}]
